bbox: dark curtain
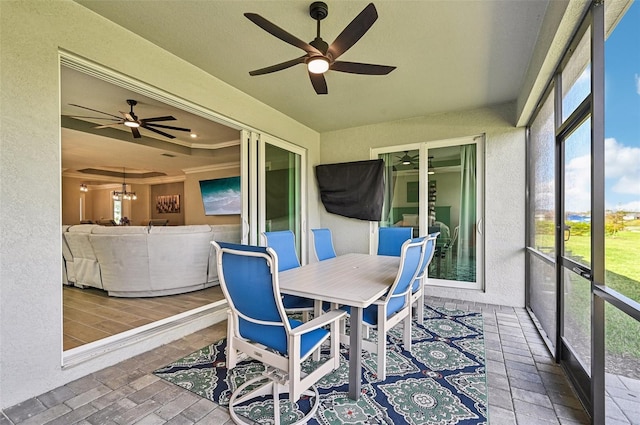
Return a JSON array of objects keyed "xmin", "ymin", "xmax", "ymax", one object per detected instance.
[{"xmin": 315, "ymin": 159, "xmax": 385, "ymax": 221}]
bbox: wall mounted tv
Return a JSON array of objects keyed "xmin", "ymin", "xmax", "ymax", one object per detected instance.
[{"xmin": 199, "ymin": 176, "xmax": 241, "ymax": 215}]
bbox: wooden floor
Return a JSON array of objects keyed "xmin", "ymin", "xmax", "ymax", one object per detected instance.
[{"xmin": 63, "ymin": 285, "xmax": 225, "ymax": 351}]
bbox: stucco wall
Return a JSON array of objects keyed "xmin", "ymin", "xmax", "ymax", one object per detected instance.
[
  {"xmin": 319, "ymin": 103, "xmax": 526, "ymax": 308},
  {"xmin": 0, "ymin": 0, "xmax": 319, "ymax": 408}
]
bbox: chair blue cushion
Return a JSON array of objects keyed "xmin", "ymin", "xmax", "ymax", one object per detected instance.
[
  {"xmin": 283, "ymin": 294, "xmax": 314, "ymax": 309},
  {"xmin": 377, "ymin": 227, "xmax": 413, "ymax": 256},
  {"xmin": 311, "ymin": 228, "xmax": 337, "ymax": 261},
  {"xmin": 340, "ymin": 300, "xmax": 405, "ymax": 327},
  {"xmin": 263, "ymin": 231, "xmax": 301, "ymax": 272},
  {"xmin": 239, "ymin": 317, "xmax": 328, "ymax": 358}
]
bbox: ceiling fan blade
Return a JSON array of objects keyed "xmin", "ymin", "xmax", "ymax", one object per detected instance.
[
  {"xmin": 144, "ymin": 123, "xmax": 191, "ymax": 132},
  {"xmin": 69, "ymin": 104, "xmax": 122, "ymax": 120},
  {"xmin": 245, "ymin": 13, "xmax": 322, "ymax": 55},
  {"xmin": 326, "ymin": 3, "xmax": 377, "ymax": 60},
  {"xmin": 140, "ymin": 116, "xmax": 176, "ymax": 123},
  {"xmin": 331, "ymin": 61, "xmax": 396, "ymax": 75},
  {"xmin": 131, "ymin": 127, "xmax": 141, "ymax": 138},
  {"xmin": 249, "ymin": 56, "xmax": 307, "ymax": 76},
  {"xmin": 141, "ymin": 124, "xmax": 176, "ymax": 139},
  {"xmin": 94, "ymin": 123, "xmax": 122, "ymax": 129},
  {"xmin": 308, "ymin": 72, "xmax": 328, "ymax": 95},
  {"xmin": 64, "ymin": 115, "xmax": 121, "ymax": 122}
]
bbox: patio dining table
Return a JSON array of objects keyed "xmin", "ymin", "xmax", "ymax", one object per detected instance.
[{"xmin": 278, "ymin": 253, "xmax": 400, "ymax": 400}]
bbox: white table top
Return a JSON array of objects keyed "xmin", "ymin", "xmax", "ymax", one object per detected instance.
[{"xmin": 278, "ymin": 253, "xmax": 400, "ymax": 307}]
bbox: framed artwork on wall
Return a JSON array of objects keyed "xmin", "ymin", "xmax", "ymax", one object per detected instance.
[
  {"xmin": 199, "ymin": 176, "xmax": 241, "ymax": 215},
  {"xmin": 156, "ymin": 195, "xmax": 180, "ymax": 214}
]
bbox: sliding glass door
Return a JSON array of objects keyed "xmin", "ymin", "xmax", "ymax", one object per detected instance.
[
  {"xmin": 245, "ymin": 132, "xmax": 306, "ymax": 261},
  {"xmin": 372, "ymin": 135, "xmax": 484, "ymax": 290}
]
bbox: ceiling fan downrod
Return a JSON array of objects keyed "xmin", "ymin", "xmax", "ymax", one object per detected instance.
[{"xmin": 309, "ymin": 2, "xmax": 329, "ymax": 54}]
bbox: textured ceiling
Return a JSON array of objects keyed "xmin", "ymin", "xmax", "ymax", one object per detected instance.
[
  {"xmin": 64, "ymin": 0, "xmax": 551, "ymax": 182},
  {"xmin": 75, "ymin": 0, "xmax": 549, "ymax": 133}
]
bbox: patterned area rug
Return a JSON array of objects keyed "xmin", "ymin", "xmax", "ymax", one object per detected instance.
[{"xmin": 154, "ymin": 304, "xmax": 487, "ymax": 425}]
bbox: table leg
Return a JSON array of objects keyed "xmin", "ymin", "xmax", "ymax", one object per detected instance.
[
  {"xmin": 348, "ymin": 306, "xmax": 363, "ymax": 400},
  {"xmin": 313, "ymin": 300, "xmax": 323, "ymax": 361}
]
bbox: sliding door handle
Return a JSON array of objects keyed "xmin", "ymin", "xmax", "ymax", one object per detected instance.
[{"xmin": 571, "ymin": 266, "xmax": 592, "ymax": 280}]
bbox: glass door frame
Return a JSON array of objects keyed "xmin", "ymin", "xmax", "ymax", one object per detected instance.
[{"xmin": 246, "ymin": 132, "xmax": 307, "ymax": 262}]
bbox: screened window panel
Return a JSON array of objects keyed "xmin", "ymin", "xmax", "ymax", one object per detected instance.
[
  {"xmin": 528, "ymin": 254, "xmax": 557, "ymax": 350},
  {"xmin": 529, "ymin": 88, "xmax": 556, "ymax": 256},
  {"xmin": 562, "ymin": 30, "xmax": 591, "ymax": 121}
]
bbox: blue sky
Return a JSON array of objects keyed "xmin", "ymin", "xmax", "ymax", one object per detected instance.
[
  {"xmin": 604, "ymin": 0, "xmax": 640, "ymax": 212},
  {"xmin": 563, "ymin": 2, "xmax": 639, "ymax": 213}
]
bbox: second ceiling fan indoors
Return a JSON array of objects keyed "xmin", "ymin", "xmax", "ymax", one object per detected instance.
[
  {"xmin": 68, "ymin": 99, "xmax": 191, "ymax": 139},
  {"xmin": 245, "ymin": 2, "xmax": 396, "ymax": 95}
]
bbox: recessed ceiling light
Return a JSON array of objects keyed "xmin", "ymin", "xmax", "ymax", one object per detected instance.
[{"xmin": 190, "ymin": 133, "xmax": 198, "ymax": 138}]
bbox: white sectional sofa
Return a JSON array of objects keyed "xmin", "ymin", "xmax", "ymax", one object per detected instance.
[{"xmin": 62, "ymin": 223, "xmax": 242, "ymax": 297}]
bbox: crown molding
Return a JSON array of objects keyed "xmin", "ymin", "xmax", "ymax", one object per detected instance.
[{"xmin": 183, "ymin": 162, "xmax": 241, "ymax": 174}]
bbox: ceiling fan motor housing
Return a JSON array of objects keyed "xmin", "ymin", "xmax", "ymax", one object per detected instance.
[{"xmin": 309, "ymin": 2, "xmax": 328, "ymax": 21}]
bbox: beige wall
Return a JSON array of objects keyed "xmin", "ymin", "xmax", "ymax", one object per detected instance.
[
  {"xmin": 0, "ymin": 0, "xmax": 319, "ymax": 409},
  {"xmin": 62, "ymin": 177, "xmax": 151, "ymax": 225},
  {"xmin": 62, "ymin": 175, "xmax": 238, "ymax": 226},
  {"xmin": 130, "ymin": 183, "xmax": 151, "ymax": 224},
  {"xmin": 62, "ymin": 176, "xmax": 86, "ymax": 224}
]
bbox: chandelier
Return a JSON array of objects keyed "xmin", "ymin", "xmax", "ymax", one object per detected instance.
[
  {"xmin": 80, "ymin": 183, "xmax": 88, "ymax": 192},
  {"xmin": 112, "ymin": 168, "xmax": 137, "ymax": 201}
]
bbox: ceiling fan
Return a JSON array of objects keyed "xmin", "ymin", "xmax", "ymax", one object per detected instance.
[
  {"xmin": 245, "ymin": 2, "xmax": 396, "ymax": 95},
  {"xmin": 67, "ymin": 99, "xmax": 191, "ymax": 139},
  {"xmin": 396, "ymin": 151, "xmax": 419, "ymax": 166}
]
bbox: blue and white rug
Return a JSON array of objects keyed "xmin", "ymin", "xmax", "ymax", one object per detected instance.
[{"xmin": 155, "ymin": 304, "xmax": 487, "ymax": 425}]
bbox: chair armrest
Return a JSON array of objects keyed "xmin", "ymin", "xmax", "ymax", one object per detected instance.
[{"xmin": 290, "ymin": 309, "xmax": 346, "ymax": 336}]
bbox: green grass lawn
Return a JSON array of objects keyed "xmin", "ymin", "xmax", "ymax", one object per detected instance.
[{"xmin": 564, "ymin": 231, "xmax": 640, "ymax": 359}]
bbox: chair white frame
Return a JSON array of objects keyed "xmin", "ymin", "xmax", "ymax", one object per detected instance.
[
  {"xmin": 214, "ymin": 242, "xmax": 345, "ymax": 425},
  {"xmin": 411, "ymin": 233, "xmax": 440, "ymax": 324}
]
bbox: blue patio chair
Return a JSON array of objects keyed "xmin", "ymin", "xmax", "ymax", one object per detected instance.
[
  {"xmin": 377, "ymin": 226, "xmax": 413, "ymax": 256},
  {"xmin": 212, "ymin": 241, "xmax": 345, "ymax": 425},
  {"xmin": 411, "ymin": 232, "xmax": 439, "ymax": 324},
  {"xmin": 262, "ymin": 230, "xmax": 315, "ymax": 318},
  {"xmin": 340, "ymin": 237, "xmax": 427, "ymax": 381},
  {"xmin": 311, "ymin": 228, "xmax": 337, "ymax": 261}
]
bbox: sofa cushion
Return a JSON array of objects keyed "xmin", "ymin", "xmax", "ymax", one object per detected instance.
[
  {"xmin": 64, "ymin": 225, "xmax": 102, "ymax": 289},
  {"xmin": 92, "ymin": 226, "xmax": 149, "ymax": 234},
  {"xmin": 211, "ymin": 224, "xmax": 242, "ymax": 243},
  {"xmin": 149, "ymin": 225, "xmax": 212, "ymax": 234},
  {"xmin": 67, "ymin": 224, "xmax": 99, "ymax": 233}
]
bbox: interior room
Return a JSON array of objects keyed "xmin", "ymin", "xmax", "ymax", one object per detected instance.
[
  {"xmin": 1, "ymin": 1, "xmax": 638, "ymax": 424},
  {"xmin": 61, "ymin": 66, "xmax": 244, "ymax": 350}
]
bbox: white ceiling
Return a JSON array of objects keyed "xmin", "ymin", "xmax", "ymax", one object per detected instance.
[
  {"xmin": 75, "ymin": 0, "xmax": 550, "ymax": 133},
  {"xmin": 64, "ymin": 0, "xmax": 550, "ymax": 182}
]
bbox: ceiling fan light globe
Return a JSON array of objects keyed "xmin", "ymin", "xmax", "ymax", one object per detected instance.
[
  {"xmin": 402, "ymin": 160, "xmax": 411, "ymax": 165},
  {"xmin": 307, "ymin": 57, "xmax": 329, "ymax": 74},
  {"xmin": 124, "ymin": 121, "xmax": 140, "ymax": 128}
]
